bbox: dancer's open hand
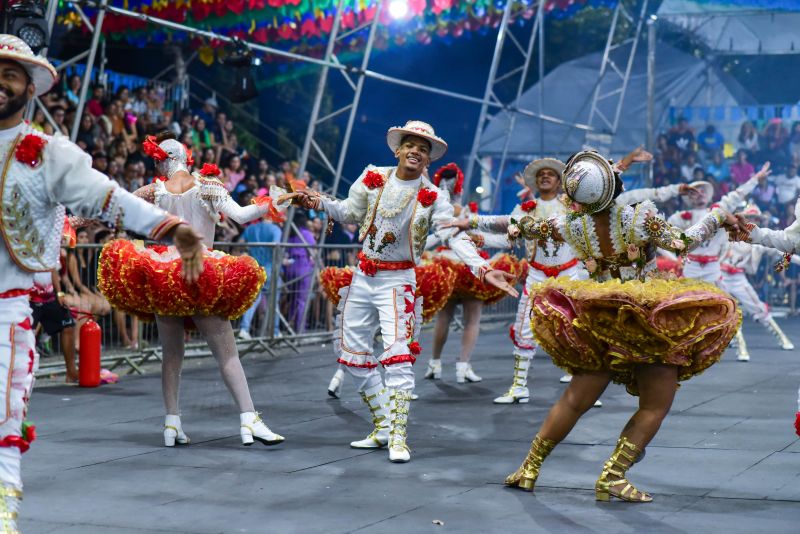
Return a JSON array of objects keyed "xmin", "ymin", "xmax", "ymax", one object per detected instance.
[
  {"xmin": 171, "ymin": 223, "xmax": 204, "ymax": 283},
  {"xmin": 484, "ymin": 270, "xmax": 519, "ymax": 298}
]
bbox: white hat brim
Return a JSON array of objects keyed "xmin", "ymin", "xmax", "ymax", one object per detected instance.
[
  {"xmin": 0, "ymin": 53, "xmax": 56, "ymax": 96},
  {"xmin": 523, "ymin": 158, "xmax": 565, "ymax": 188},
  {"xmin": 684, "ymin": 181, "xmax": 714, "ymax": 199},
  {"xmin": 387, "ymin": 128, "xmax": 448, "ymax": 162}
]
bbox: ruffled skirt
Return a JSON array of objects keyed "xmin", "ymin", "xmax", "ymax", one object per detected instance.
[
  {"xmin": 318, "ymin": 262, "xmax": 456, "ymax": 323},
  {"xmin": 436, "ymin": 253, "xmax": 526, "ymax": 305},
  {"xmin": 530, "ymin": 277, "xmax": 741, "ymax": 395},
  {"xmin": 97, "ymin": 239, "xmax": 266, "ymax": 321}
]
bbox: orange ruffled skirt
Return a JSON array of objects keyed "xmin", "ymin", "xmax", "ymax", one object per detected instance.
[
  {"xmin": 97, "ymin": 239, "xmax": 266, "ymax": 321},
  {"xmin": 530, "ymin": 277, "xmax": 741, "ymax": 395},
  {"xmin": 436, "ymin": 253, "xmax": 525, "ymax": 305},
  {"xmin": 318, "ymin": 262, "xmax": 456, "ymax": 323}
]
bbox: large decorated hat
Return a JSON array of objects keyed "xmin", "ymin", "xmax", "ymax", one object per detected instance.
[
  {"xmin": 432, "ymin": 162, "xmax": 464, "ymax": 196},
  {"xmin": 0, "ymin": 35, "xmax": 56, "ymax": 96},
  {"xmin": 563, "ymin": 151, "xmax": 617, "ymax": 214},
  {"xmin": 387, "ymin": 120, "xmax": 448, "ymax": 162},
  {"xmin": 522, "ymin": 158, "xmax": 565, "ymax": 189},
  {"xmin": 741, "ymin": 203, "xmax": 763, "ymax": 220}
]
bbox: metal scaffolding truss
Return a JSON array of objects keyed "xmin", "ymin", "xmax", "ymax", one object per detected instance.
[{"xmin": 584, "ymin": 0, "xmax": 650, "ymax": 150}]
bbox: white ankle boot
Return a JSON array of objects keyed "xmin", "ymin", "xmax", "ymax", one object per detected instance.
[
  {"xmin": 0, "ymin": 483, "xmax": 21, "ymax": 533},
  {"xmin": 240, "ymin": 412, "xmax": 284, "ymax": 446},
  {"xmin": 163, "ymin": 415, "xmax": 190, "ymax": 447},
  {"xmin": 735, "ymin": 328, "xmax": 750, "ymax": 361},
  {"xmin": 350, "ymin": 383, "xmax": 390, "ymax": 449},
  {"xmin": 328, "ymin": 368, "xmax": 344, "ymax": 398},
  {"xmin": 493, "ymin": 354, "xmax": 530, "ymax": 404},
  {"xmin": 456, "ymin": 362, "xmax": 482, "ymax": 383},
  {"xmin": 560, "ymin": 374, "xmax": 573, "ymax": 383},
  {"xmin": 424, "ymin": 360, "xmax": 441, "ymax": 380},
  {"xmin": 764, "ymin": 316, "xmax": 795, "ymax": 350},
  {"xmin": 388, "ymin": 389, "xmax": 412, "ymax": 463}
]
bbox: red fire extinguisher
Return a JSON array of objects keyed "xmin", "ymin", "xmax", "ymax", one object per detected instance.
[{"xmin": 78, "ymin": 313, "xmax": 101, "ymax": 388}]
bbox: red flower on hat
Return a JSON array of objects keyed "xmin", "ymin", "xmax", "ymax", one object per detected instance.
[
  {"xmin": 432, "ymin": 162, "xmax": 464, "ymax": 194},
  {"xmin": 408, "ymin": 341, "xmax": 422, "ymax": 356},
  {"xmin": 468, "ymin": 201, "xmax": 479, "ymax": 214},
  {"xmin": 521, "ymin": 200, "xmax": 537, "ymax": 212},
  {"xmin": 363, "ymin": 170, "xmax": 385, "ymax": 189},
  {"xmin": 680, "ymin": 211, "xmax": 692, "ymax": 220},
  {"xmin": 200, "ymin": 163, "xmax": 221, "ymax": 176},
  {"xmin": 15, "ymin": 134, "xmax": 46, "ymax": 167},
  {"xmin": 142, "ymin": 136, "xmax": 168, "ymax": 161},
  {"xmin": 418, "ymin": 188, "xmax": 437, "ymax": 207},
  {"xmin": 357, "ymin": 251, "xmax": 378, "ymax": 276}
]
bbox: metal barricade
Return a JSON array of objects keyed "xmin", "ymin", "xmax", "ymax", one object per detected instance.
[{"xmin": 34, "ymin": 241, "xmax": 526, "ymax": 379}]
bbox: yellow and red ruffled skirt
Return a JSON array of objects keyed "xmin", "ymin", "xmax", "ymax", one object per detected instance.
[
  {"xmin": 530, "ymin": 277, "xmax": 741, "ymax": 395},
  {"xmin": 436, "ymin": 252, "xmax": 525, "ymax": 305},
  {"xmin": 97, "ymin": 239, "xmax": 266, "ymax": 321},
  {"xmin": 318, "ymin": 262, "xmax": 456, "ymax": 323}
]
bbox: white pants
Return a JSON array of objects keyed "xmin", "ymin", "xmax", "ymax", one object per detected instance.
[
  {"xmin": 720, "ymin": 272, "xmax": 770, "ymax": 322},
  {"xmin": 333, "ymin": 270, "xmax": 420, "ymax": 391},
  {"xmin": 512, "ymin": 263, "xmax": 587, "ymax": 360},
  {"xmin": 683, "ymin": 261, "xmax": 722, "ymax": 285},
  {"xmin": 0, "ymin": 296, "xmax": 39, "ymax": 489}
]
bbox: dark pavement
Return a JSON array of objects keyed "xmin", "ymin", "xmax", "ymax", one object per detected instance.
[{"xmin": 21, "ymin": 316, "xmax": 800, "ymax": 533}]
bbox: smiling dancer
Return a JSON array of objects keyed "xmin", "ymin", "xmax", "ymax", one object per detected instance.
[
  {"xmin": 0, "ymin": 36, "xmax": 204, "ymax": 531},
  {"xmin": 498, "ymin": 150, "xmax": 741, "ymax": 502},
  {"xmin": 290, "ymin": 120, "xmax": 517, "ymax": 462}
]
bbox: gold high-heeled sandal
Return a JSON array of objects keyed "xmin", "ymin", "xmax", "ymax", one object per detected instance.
[
  {"xmin": 595, "ymin": 436, "xmax": 652, "ymax": 503},
  {"xmin": 505, "ymin": 435, "xmax": 557, "ymax": 491}
]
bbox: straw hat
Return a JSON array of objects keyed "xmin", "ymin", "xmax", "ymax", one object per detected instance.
[
  {"xmin": 387, "ymin": 120, "xmax": 448, "ymax": 162},
  {"xmin": 563, "ymin": 151, "xmax": 616, "ymax": 214},
  {"xmin": 522, "ymin": 158, "xmax": 565, "ymax": 189},
  {"xmin": 0, "ymin": 35, "xmax": 56, "ymax": 96},
  {"xmin": 682, "ymin": 180, "xmax": 714, "ymax": 203}
]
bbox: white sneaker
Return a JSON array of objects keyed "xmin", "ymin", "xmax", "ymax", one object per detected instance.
[
  {"xmin": 737, "ymin": 352, "xmax": 750, "ymax": 362},
  {"xmin": 593, "ymin": 399, "xmax": 603, "ymax": 408},
  {"xmin": 389, "ymin": 443, "xmax": 411, "ymax": 463},
  {"xmin": 327, "ymin": 369, "xmax": 344, "ymax": 398},
  {"xmin": 424, "ymin": 360, "xmax": 442, "ymax": 380},
  {"xmin": 163, "ymin": 415, "xmax": 190, "ymax": 447},
  {"xmin": 493, "ymin": 386, "xmax": 530, "ymax": 404},
  {"xmin": 781, "ymin": 340, "xmax": 795, "ymax": 351},
  {"xmin": 560, "ymin": 374, "xmax": 572, "ymax": 383},
  {"xmin": 240, "ymin": 412, "xmax": 284, "ymax": 446},
  {"xmin": 238, "ymin": 329, "xmax": 252, "ymax": 340},
  {"xmin": 456, "ymin": 362, "xmax": 482, "ymax": 383}
]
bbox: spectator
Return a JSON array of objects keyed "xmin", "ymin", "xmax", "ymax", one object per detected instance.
[
  {"xmin": 31, "ymin": 269, "xmax": 78, "ymax": 383},
  {"xmin": 30, "ymin": 108, "xmax": 50, "ymax": 133},
  {"xmin": 730, "ymin": 149, "xmax": 755, "ymax": 185},
  {"xmin": 223, "ymin": 155, "xmax": 246, "ymax": 193},
  {"xmin": 86, "ymin": 84, "xmax": 106, "ymax": 117},
  {"xmin": 65, "ymin": 74, "xmax": 81, "ymax": 108},
  {"xmin": 736, "ymin": 120, "xmax": 759, "ymax": 156},
  {"xmin": 237, "ymin": 215, "xmax": 283, "ymax": 338},
  {"xmin": 284, "ymin": 211, "xmax": 316, "ymax": 334},
  {"xmin": 697, "ymin": 125, "xmax": 724, "ymax": 159},
  {"xmin": 789, "ymin": 121, "xmax": 800, "ymax": 165},
  {"xmin": 667, "ymin": 117, "xmax": 695, "ymax": 155},
  {"xmin": 122, "ymin": 160, "xmax": 144, "ymax": 192},
  {"xmin": 200, "ymin": 147, "xmax": 216, "ymax": 166},
  {"xmin": 197, "ymin": 96, "xmax": 218, "ymax": 125},
  {"xmin": 761, "ymin": 118, "xmax": 789, "ymax": 166},
  {"xmin": 752, "ymin": 172, "xmax": 776, "ymax": 211},
  {"xmin": 212, "ymin": 111, "xmax": 226, "ymax": 140},
  {"xmin": 92, "ymin": 151, "xmax": 109, "ymax": 174},
  {"xmin": 130, "ymin": 86, "xmax": 148, "ymax": 116},
  {"xmin": 116, "ymin": 85, "xmax": 131, "ymax": 112},
  {"xmin": 191, "ymin": 117, "xmax": 215, "ymax": 150},
  {"xmin": 680, "ymin": 152, "xmax": 702, "ymax": 183},
  {"xmin": 49, "ymin": 105, "xmax": 69, "ymax": 136},
  {"xmin": 706, "ymin": 152, "xmax": 727, "ymax": 182},
  {"xmin": 218, "ymin": 118, "xmax": 240, "ymax": 161},
  {"xmin": 775, "ymin": 163, "xmax": 800, "ymax": 221},
  {"xmin": 76, "ymin": 113, "xmax": 99, "ymax": 152}
]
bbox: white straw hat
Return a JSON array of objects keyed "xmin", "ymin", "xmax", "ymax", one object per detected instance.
[
  {"xmin": 522, "ymin": 158, "xmax": 565, "ymax": 189},
  {"xmin": 0, "ymin": 35, "xmax": 56, "ymax": 96},
  {"xmin": 386, "ymin": 120, "xmax": 448, "ymax": 162}
]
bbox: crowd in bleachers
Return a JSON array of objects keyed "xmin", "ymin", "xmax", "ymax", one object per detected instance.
[{"xmin": 652, "ymin": 117, "xmax": 800, "ymax": 315}]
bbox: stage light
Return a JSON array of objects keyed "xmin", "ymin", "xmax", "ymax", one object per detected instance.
[
  {"xmin": 5, "ymin": 0, "xmax": 48, "ymax": 54},
  {"xmin": 388, "ymin": 0, "xmax": 409, "ymax": 20},
  {"xmin": 475, "ymin": 186, "xmax": 485, "ymax": 194},
  {"xmin": 222, "ymin": 41, "xmax": 259, "ymax": 103}
]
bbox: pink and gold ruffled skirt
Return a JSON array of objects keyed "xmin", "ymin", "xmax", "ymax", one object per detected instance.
[
  {"xmin": 530, "ymin": 277, "xmax": 741, "ymax": 395},
  {"xmin": 97, "ymin": 239, "xmax": 266, "ymax": 321}
]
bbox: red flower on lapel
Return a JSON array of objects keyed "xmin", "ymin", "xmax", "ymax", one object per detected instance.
[
  {"xmin": 363, "ymin": 170, "xmax": 385, "ymax": 189},
  {"xmin": 200, "ymin": 163, "xmax": 221, "ymax": 176},
  {"xmin": 15, "ymin": 134, "xmax": 46, "ymax": 167},
  {"xmin": 417, "ymin": 188, "xmax": 437, "ymax": 207}
]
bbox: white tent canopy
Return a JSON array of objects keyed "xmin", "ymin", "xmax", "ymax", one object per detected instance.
[
  {"xmin": 657, "ymin": 0, "xmax": 800, "ymax": 55},
  {"xmin": 479, "ymin": 41, "xmax": 754, "ymax": 159}
]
